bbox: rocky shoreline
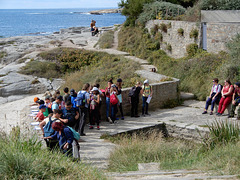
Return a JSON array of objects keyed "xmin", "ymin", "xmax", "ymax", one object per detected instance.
[
  {"xmin": 89, "ymin": 8, "xmax": 122, "ymax": 15},
  {"xmin": 0, "ymin": 25, "xmax": 116, "ymax": 104}
]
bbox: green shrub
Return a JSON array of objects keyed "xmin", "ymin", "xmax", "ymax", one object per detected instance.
[
  {"xmin": 166, "ymin": 43, "xmax": 172, "ymax": 52},
  {"xmin": 0, "ymin": 51, "xmax": 7, "ymax": 59},
  {"xmin": 154, "ymin": 32, "xmax": 163, "ymax": 42},
  {"xmin": 0, "ymin": 130, "xmax": 106, "ymax": 179},
  {"xmin": 177, "ymin": 28, "xmax": 184, "ymax": 36},
  {"xmin": 186, "ymin": 43, "xmax": 198, "ymax": 57},
  {"xmin": 201, "ymin": 0, "xmax": 240, "ymax": 10},
  {"xmin": 159, "ymin": 23, "xmax": 168, "ymax": 33},
  {"xmin": 137, "ymin": 1, "xmax": 186, "ymax": 24},
  {"xmin": 19, "ymin": 60, "xmax": 62, "ymax": 79},
  {"xmin": 97, "ymin": 30, "xmax": 114, "ymax": 49},
  {"xmin": 203, "ymin": 120, "xmax": 240, "ymax": 150},
  {"xmin": 167, "ymin": 22, "xmax": 172, "ymax": 29},
  {"xmin": 189, "ymin": 28, "xmax": 199, "ymax": 39}
]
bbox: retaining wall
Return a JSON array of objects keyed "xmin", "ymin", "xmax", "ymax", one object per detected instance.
[
  {"xmin": 145, "ymin": 20, "xmax": 201, "ymax": 58},
  {"xmin": 100, "ymin": 79, "xmax": 180, "ymax": 119}
]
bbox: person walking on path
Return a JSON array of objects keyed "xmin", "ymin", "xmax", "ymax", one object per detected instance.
[
  {"xmin": 141, "ymin": 79, "xmax": 153, "ymax": 116},
  {"xmin": 129, "ymin": 82, "xmax": 142, "ymax": 117},
  {"xmin": 202, "ymin": 78, "xmax": 222, "ymax": 115},
  {"xmin": 110, "ymin": 84, "xmax": 119, "ymax": 123},
  {"xmin": 228, "ymin": 82, "xmax": 240, "ymax": 119},
  {"xmin": 217, "ymin": 79, "xmax": 234, "ymax": 116}
]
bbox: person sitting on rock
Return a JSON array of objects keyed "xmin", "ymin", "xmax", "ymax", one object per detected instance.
[
  {"xmin": 228, "ymin": 82, "xmax": 240, "ymax": 119},
  {"xmin": 93, "ymin": 26, "xmax": 99, "ymax": 36},
  {"xmin": 202, "ymin": 78, "xmax": 222, "ymax": 115},
  {"xmin": 90, "ymin": 20, "xmax": 96, "ymax": 36}
]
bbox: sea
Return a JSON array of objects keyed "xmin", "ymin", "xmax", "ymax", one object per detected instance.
[{"xmin": 0, "ymin": 8, "xmax": 126, "ymax": 37}]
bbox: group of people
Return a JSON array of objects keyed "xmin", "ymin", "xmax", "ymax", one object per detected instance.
[
  {"xmin": 32, "ymin": 78, "xmax": 153, "ymax": 156},
  {"xmin": 203, "ymin": 78, "xmax": 240, "ymax": 119}
]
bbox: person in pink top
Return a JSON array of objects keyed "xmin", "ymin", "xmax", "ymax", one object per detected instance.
[{"xmin": 217, "ymin": 79, "xmax": 234, "ymax": 116}]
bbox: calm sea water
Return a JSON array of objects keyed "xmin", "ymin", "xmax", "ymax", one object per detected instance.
[{"xmin": 0, "ymin": 8, "xmax": 126, "ymax": 37}]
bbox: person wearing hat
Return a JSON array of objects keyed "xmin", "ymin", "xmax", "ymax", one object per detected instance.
[
  {"xmin": 141, "ymin": 79, "xmax": 153, "ymax": 116},
  {"xmin": 89, "ymin": 87, "xmax": 101, "ymax": 129},
  {"xmin": 116, "ymin": 78, "xmax": 124, "ymax": 120},
  {"xmin": 202, "ymin": 78, "xmax": 222, "ymax": 115},
  {"xmin": 34, "ymin": 104, "xmax": 47, "ymax": 122},
  {"xmin": 229, "ymin": 82, "xmax": 240, "ymax": 119}
]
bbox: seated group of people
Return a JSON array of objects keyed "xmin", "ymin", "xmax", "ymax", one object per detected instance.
[{"xmin": 202, "ymin": 78, "xmax": 240, "ymax": 119}]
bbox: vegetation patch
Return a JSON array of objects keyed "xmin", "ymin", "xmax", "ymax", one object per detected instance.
[
  {"xmin": 159, "ymin": 23, "xmax": 168, "ymax": 33},
  {"xmin": 0, "ymin": 129, "xmax": 106, "ymax": 179},
  {"xmin": 97, "ymin": 30, "xmax": 115, "ymax": 49},
  {"xmin": 0, "ymin": 51, "xmax": 7, "ymax": 59},
  {"xmin": 107, "ymin": 120, "xmax": 240, "ymax": 175},
  {"xmin": 189, "ymin": 28, "xmax": 199, "ymax": 39},
  {"xmin": 177, "ymin": 28, "xmax": 184, "ymax": 36},
  {"xmin": 186, "ymin": 43, "xmax": 199, "ymax": 57}
]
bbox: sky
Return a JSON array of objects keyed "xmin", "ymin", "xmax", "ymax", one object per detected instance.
[{"xmin": 0, "ymin": 0, "xmax": 121, "ymax": 9}]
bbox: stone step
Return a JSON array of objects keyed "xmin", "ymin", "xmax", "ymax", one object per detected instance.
[{"xmin": 180, "ymin": 92, "xmax": 195, "ymax": 100}]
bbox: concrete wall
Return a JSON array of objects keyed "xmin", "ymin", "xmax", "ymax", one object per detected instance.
[
  {"xmin": 206, "ymin": 22, "xmax": 240, "ymax": 53},
  {"xmin": 146, "ymin": 20, "xmax": 201, "ymax": 58},
  {"xmin": 100, "ymin": 79, "xmax": 180, "ymax": 119}
]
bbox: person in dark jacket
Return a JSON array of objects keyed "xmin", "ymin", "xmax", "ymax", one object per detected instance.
[{"xmin": 130, "ymin": 82, "xmax": 142, "ymax": 117}]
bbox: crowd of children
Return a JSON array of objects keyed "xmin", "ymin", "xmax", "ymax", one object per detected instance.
[{"xmin": 31, "ymin": 78, "xmax": 153, "ymax": 158}]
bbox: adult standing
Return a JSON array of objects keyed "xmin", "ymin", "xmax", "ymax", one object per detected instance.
[
  {"xmin": 76, "ymin": 83, "xmax": 90, "ymax": 136},
  {"xmin": 141, "ymin": 79, "xmax": 153, "ymax": 116},
  {"xmin": 217, "ymin": 79, "xmax": 234, "ymax": 116},
  {"xmin": 202, "ymin": 78, "xmax": 222, "ymax": 115},
  {"xmin": 129, "ymin": 82, "xmax": 142, "ymax": 117},
  {"xmin": 105, "ymin": 79, "xmax": 113, "ymax": 121},
  {"xmin": 116, "ymin": 78, "xmax": 124, "ymax": 120}
]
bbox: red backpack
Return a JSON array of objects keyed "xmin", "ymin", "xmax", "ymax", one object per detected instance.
[{"xmin": 110, "ymin": 93, "xmax": 118, "ymax": 105}]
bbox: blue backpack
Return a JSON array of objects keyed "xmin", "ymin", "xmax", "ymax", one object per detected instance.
[
  {"xmin": 76, "ymin": 91, "xmax": 87, "ymax": 108},
  {"xmin": 43, "ymin": 117, "xmax": 56, "ymax": 137},
  {"xmin": 71, "ymin": 96, "xmax": 77, "ymax": 108}
]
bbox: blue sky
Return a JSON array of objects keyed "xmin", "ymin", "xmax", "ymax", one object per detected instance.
[{"xmin": 0, "ymin": 0, "xmax": 121, "ymax": 9}]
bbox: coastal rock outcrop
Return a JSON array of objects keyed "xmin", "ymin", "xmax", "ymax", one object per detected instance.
[{"xmin": 89, "ymin": 8, "xmax": 123, "ymax": 14}]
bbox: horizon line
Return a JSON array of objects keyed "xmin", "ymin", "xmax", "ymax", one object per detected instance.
[{"xmin": 0, "ymin": 7, "xmax": 119, "ymax": 10}]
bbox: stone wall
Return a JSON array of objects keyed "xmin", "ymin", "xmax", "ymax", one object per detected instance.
[
  {"xmin": 206, "ymin": 22, "xmax": 240, "ymax": 53},
  {"xmin": 145, "ymin": 20, "xmax": 201, "ymax": 58},
  {"xmin": 100, "ymin": 79, "xmax": 180, "ymax": 119}
]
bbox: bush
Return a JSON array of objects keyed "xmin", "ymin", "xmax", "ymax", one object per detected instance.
[
  {"xmin": 177, "ymin": 28, "xmax": 184, "ymax": 36},
  {"xmin": 137, "ymin": 1, "xmax": 186, "ymax": 24},
  {"xmin": 150, "ymin": 24, "xmax": 159, "ymax": 36},
  {"xmin": 154, "ymin": 32, "xmax": 163, "ymax": 42},
  {"xmin": 166, "ymin": 43, "xmax": 172, "ymax": 52},
  {"xmin": 189, "ymin": 28, "xmax": 199, "ymax": 39},
  {"xmin": 201, "ymin": 0, "xmax": 240, "ymax": 10},
  {"xmin": 0, "ymin": 130, "xmax": 106, "ymax": 179},
  {"xmin": 186, "ymin": 43, "xmax": 198, "ymax": 57},
  {"xmin": 159, "ymin": 23, "xmax": 168, "ymax": 33},
  {"xmin": 97, "ymin": 30, "xmax": 114, "ymax": 49}
]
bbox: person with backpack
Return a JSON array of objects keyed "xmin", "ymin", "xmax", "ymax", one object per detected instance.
[
  {"xmin": 89, "ymin": 87, "xmax": 100, "ymax": 129},
  {"xmin": 63, "ymin": 87, "xmax": 70, "ymax": 103},
  {"xmin": 202, "ymin": 78, "xmax": 222, "ymax": 115},
  {"xmin": 129, "ymin": 82, "xmax": 142, "ymax": 117},
  {"xmin": 39, "ymin": 109, "xmax": 63, "ymax": 150},
  {"xmin": 76, "ymin": 83, "xmax": 90, "ymax": 136},
  {"xmin": 217, "ymin": 79, "xmax": 234, "ymax": 116},
  {"xmin": 105, "ymin": 79, "xmax": 113, "ymax": 121},
  {"xmin": 116, "ymin": 78, "xmax": 124, "ymax": 120},
  {"xmin": 70, "ymin": 89, "xmax": 78, "ymax": 110},
  {"xmin": 109, "ymin": 84, "xmax": 119, "ymax": 123},
  {"xmin": 141, "ymin": 79, "xmax": 153, "ymax": 116},
  {"xmin": 60, "ymin": 101, "xmax": 79, "ymax": 128},
  {"xmin": 43, "ymin": 121, "xmax": 75, "ymax": 157}
]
